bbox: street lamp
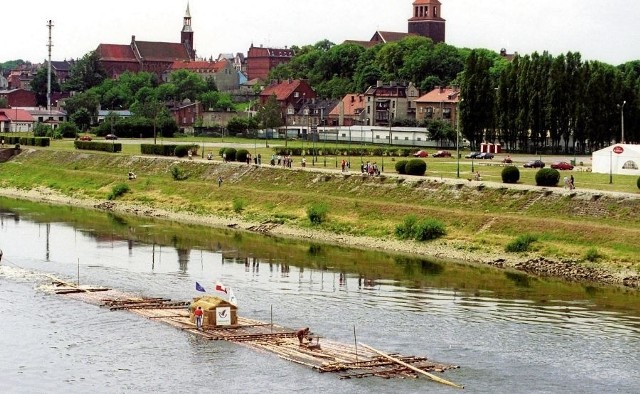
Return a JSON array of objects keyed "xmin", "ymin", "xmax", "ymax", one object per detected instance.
[
  {"xmin": 617, "ymin": 101, "xmax": 626, "ymax": 143},
  {"xmin": 456, "ymin": 100, "xmax": 461, "ymax": 178}
]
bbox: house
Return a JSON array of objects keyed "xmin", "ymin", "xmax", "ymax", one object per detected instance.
[
  {"xmin": 259, "ymin": 79, "xmax": 316, "ymax": 120},
  {"xmin": 0, "ymin": 108, "xmax": 35, "ymax": 132},
  {"xmin": 0, "ymin": 75, "xmax": 8, "ymax": 89},
  {"xmin": 0, "ymin": 89, "xmax": 37, "ymax": 107},
  {"xmin": 22, "ymin": 107, "xmax": 68, "ymax": 128},
  {"xmin": 96, "ymin": 5, "xmax": 196, "ymax": 79},
  {"xmin": 170, "ymin": 99, "xmax": 201, "ymax": 133},
  {"xmin": 592, "ymin": 144, "xmax": 640, "ymax": 176},
  {"xmin": 363, "ymin": 81, "xmax": 419, "ymax": 126},
  {"xmin": 190, "ymin": 296, "xmax": 237, "ymax": 328},
  {"xmin": 246, "ymin": 44, "xmax": 295, "ymax": 81},
  {"xmin": 290, "ymin": 98, "xmax": 338, "ymax": 129},
  {"xmin": 168, "ymin": 59, "xmax": 239, "ymax": 91},
  {"xmin": 97, "ymin": 109, "xmax": 132, "ymax": 124},
  {"xmin": 327, "ymin": 94, "xmax": 366, "ymax": 126},
  {"xmin": 415, "ymin": 86, "xmax": 460, "ymax": 127},
  {"xmin": 46, "ymin": 60, "xmax": 74, "ymax": 86}
]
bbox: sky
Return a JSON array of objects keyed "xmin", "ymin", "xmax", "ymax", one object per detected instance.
[{"xmin": 2, "ymin": 0, "xmax": 639, "ymax": 66}]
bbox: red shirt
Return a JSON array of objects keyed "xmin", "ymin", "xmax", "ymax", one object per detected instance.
[{"xmin": 194, "ymin": 308, "xmax": 203, "ymax": 317}]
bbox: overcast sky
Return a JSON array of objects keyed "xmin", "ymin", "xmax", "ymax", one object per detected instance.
[{"xmin": 2, "ymin": 0, "xmax": 638, "ymax": 66}]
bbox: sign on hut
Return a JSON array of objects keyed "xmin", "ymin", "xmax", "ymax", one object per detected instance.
[{"xmin": 190, "ymin": 296, "xmax": 238, "ymax": 327}]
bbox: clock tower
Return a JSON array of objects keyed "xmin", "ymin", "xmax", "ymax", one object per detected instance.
[{"xmin": 408, "ymin": 0, "xmax": 446, "ymax": 43}]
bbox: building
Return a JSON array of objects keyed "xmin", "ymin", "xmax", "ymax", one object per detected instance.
[
  {"xmin": 168, "ymin": 59, "xmax": 239, "ymax": 91},
  {"xmin": 47, "ymin": 60, "xmax": 74, "ymax": 86},
  {"xmin": 363, "ymin": 82, "xmax": 420, "ymax": 126},
  {"xmin": 592, "ymin": 144, "xmax": 640, "ymax": 176},
  {"xmin": 23, "ymin": 108, "xmax": 68, "ymax": 127},
  {"xmin": 0, "ymin": 108, "xmax": 35, "ymax": 132},
  {"xmin": 290, "ymin": 99, "xmax": 338, "ymax": 129},
  {"xmin": 408, "ymin": 0, "xmax": 446, "ymax": 43},
  {"xmin": 259, "ymin": 79, "xmax": 316, "ymax": 120},
  {"xmin": 171, "ymin": 99, "xmax": 201, "ymax": 133},
  {"xmin": 415, "ymin": 86, "xmax": 460, "ymax": 127},
  {"xmin": 328, "ymin": 94, "xmax": 366, "ymax": 126},
  {"xmin": 0, "ymin": 89, "xmax": 37, "ymax": 107},
  {"xmin": 246, "ymin": 45, "xmax": 295, "ymax": 81},
  {"xmin": 96, "ymin": 5, "xmax": 196, "ymax": 79}
]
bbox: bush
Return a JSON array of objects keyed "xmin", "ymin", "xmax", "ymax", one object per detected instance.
[
  {"xmin": 107, "ymin": 183, "xmax": 130, "ymax": 200},
  {"xmin": 174, "ymin": 145, "xmax": 189, "ymax": 158},
  {"xmin": 637, "ymin": 176, "xmax": 640, "ymax": 190},
  {"xmin": 170, "ymin": 166, "xmax": 189, "ymax": 180},
  {"xmin": 74, "ymin": 140, "xmax": 121, "ymax": 152},
  {"xmin": 232, "ymin": 197, "xmax": 247, "ymax": 213},
  {"xmin": 307, "ymin": 202, "xmax": 328, "ymax": 225},
  {"xmin": 141, "ymin": 144, "xmax": 178, "ymax": 156},
  {"xmin": 584, "ymin": 247, "xmax": 603, "ymax": 262},
  {"xmin": 395, "ymin": 160, "xmax": 408, "ymax": 174},
  {"xmin": 405, "ymin": 159, "xmax": 427, "ymax": 176},
  {"xmin": 501, "ymin": 166, "xmax": 520, "ymax": 184},
  {"xmin": 395, "ymin": 215, "xmax": 417, "ymax": 240},
  {"xmin": 236, "ymin": 149, "xmax": 250, "ymax": 163},
  {"xmin": 224, "ymin": 147, "xmax": 237, "ymax": 162},
  {"xmin": 535, "ymin": 168, "xmax": 560, "ymax": 187},
  {"xmin": 57, "ymin": 122, "xmax": 80, "ymax": 139},
  {"xmin": 505, "ymin": 234, "xmax": 538, "ymax": 253},
  {"xmin": 413, "ymin": 218, "xmax": 446, "ymax": 241}
]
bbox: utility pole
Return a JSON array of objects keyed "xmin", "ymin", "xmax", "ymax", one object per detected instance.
[{"xmin": 46, "ymin": 20, "xmax": 54, "ymax": 113}]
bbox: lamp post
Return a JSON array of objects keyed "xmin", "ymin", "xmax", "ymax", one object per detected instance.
[
  {"xmin": 617, "ymin": 101, "xmax": 626, "ymax": 143},
  {"xmin": 456, "ymin": 100, "xmax": 461, "ymax": 178}
]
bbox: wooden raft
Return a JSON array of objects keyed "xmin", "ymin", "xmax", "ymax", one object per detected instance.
[{"xmin": 51, "ymin": 282, "xmax": 463, "ymax": 387}]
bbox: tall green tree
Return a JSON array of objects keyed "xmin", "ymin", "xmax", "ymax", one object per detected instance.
[
  {"xmin": 30, "ymin": 67, "xmax": 61, "ymax": 107},
  {"xmin": 255, "ymin": 95, "xmax": 283, "ymax": 146},
  {"xmin": 64, "ymin": 51, "xmax": 107, "ymax": 92},
  {"xmin": 460, "ymin": 50, "xmax": 495, "ymax": 149}
]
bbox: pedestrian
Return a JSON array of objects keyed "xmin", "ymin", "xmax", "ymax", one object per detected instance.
[
  {"xmin": 1, "ymin": 137, "xmax": 4, "ymax": 147},
  {"xmin": 296, "ymin": 327, "xmax": 310, "ymax": 345},
  {"xmin": 217, "ymin": 176, "xmax": 223, "ymax": 187},
  {"xmin": 0, "ymin": 248, "xmax": 3, "ymax": 262},
  {"xmin": 194, "ymin": 306, "xmax": 204, "ymax": 330},
  {"xmin": 223, "ymin": 152, "xmax": 227, "ymax": 163},
  {"xmin": 570, "ymin": 175, "xmax": 575, "ymax": 190},
  {"xmin": 563, "ymin": 176, "xmax": 569, "ymax": 189}
]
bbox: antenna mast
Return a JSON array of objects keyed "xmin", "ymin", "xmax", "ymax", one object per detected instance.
[{"xmin": 47, "ymin": 20, "xmax": 54, "ymax": 112}]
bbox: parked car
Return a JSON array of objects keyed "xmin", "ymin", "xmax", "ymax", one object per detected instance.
[
  {"xmin": 465, "ymin": 152, "xmax": 481, "ymax": 159},
  {"xmin": 502, "ymin": 156, "xmax": 513, "ymax": 164},
  {"xmin": 432, "ymin": 150, "xmax": 452, "ymax": 158},
  {"xmin": 478, "ymin": 152, "xmax": 494, "ymax": 159},
  {"xmin": 105, "ymin": 134, "xmax": 118, "ymax": 140},
  {"xmin": 413, "ymin": 150, "xmax": 428, "ymax": 157},
  {"xmin": 551, "ymin": 161, "xmax": 574, "ymax": 170},
  {"xmin": 79, "ymin": 135, "xmax": 92, "ymax": 141},
  {"xmin": 524, "ymin": 160, "xmax": 545, "ymax": 168}
]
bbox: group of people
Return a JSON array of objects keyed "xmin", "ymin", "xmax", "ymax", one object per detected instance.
[
  {"xmin": 361, "ymin": 161, "xmax": 380, "ymax": 176},
  {"xmin": 271, "ymin": 154, "xmax": 294, "ymax": 168},
  {"xmin": 340, "ymin": 159, "xmax": 351, "ymax": 172},
  {"xmin": 564, "ymin": 175, "xmax": 576, "ymax": 190}
]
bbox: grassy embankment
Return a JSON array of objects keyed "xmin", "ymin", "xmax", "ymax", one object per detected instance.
[{"xmin": 0, "ymin": 147, "xmax": 639, "ymax": 275}]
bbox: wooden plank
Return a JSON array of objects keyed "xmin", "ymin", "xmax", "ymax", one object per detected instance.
[{"xmin": 359, "ymin": 343, "xmax": 464, "ymax": 389}]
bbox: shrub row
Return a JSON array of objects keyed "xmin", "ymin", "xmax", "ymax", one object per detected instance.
[
  {"xmin": 1, "ymin": 136, "xmax": 50, "ymax": 147},
  {"xmin": 74, "ymin": 140, "xmax": 122, "ymax": 153},
  {"xmin": 395, "ymin": 215, "xmax": 446, "ymax": 241},
  {"xmin": 394, "ymin": 159, "xmax": 426, "ymax": 176},
  {"xmin": 272, "ymin": 147, "xmax": 416, "ymax": 157}
]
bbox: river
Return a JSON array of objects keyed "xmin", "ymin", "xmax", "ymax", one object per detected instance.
[{"xmin": 0, "ymin": 198, "xmax": 639, "ymax": 393}]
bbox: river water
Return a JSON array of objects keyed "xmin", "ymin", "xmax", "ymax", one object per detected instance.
[{"xmin": 0, "ymin": 199, "xmax": 639, "ymax": 393}]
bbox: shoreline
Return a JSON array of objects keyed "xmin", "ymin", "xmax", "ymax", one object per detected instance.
[{"xmin": 1, "ymin": 185, "xmax": 638, "ymax": 290}]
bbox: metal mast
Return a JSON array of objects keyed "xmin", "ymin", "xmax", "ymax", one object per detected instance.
[{"xmin": 47, "ymin": 20, "xmax": 54, "ymax": 112}]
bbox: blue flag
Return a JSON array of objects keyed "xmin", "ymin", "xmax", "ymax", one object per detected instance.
[{"xmin": 195, "ymin": 282, "xmax": 206, "ymax": 292}]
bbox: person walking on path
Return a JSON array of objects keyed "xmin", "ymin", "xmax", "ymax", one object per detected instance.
[
  {"xmin": 217, "ymin": 176, "xmax": 223, "ymax": 187},
  {"xmin": 570, "ymin": 175, "xmax": 575, "ymax": 190},
  {"xmin": 194, "ymin": 306, "xmax": 204, "ymax": 330}
]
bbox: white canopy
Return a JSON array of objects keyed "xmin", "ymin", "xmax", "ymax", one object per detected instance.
[{"xmin": 592, "ymin": 144, "xmax": 640, "ymax": 175}]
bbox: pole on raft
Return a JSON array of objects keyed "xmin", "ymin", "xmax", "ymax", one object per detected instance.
[
  {"xmin": 359, "ymin": 343, "xmax": 464, "ymax": 389},
  {"xmin": 353, "ymin": 325, "xmax": 359, "ymax": 364},
  {"xmin": 270, "ymin": 305, "xmax": 273, "ymax": 333},
  {"xmin": 77, "ymin": 258, "xmax": 80, "ymax": 287}
]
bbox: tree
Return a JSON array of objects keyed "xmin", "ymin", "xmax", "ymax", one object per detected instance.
[
  {"xmin": 71, "ymin": 108, "xmax": 92, "ymax": 131},
  {"xmin": 0, "ymin": 97, "xmax": 7, "ymax": 108},
  {"xmin": 64, "ymin": 51, "xmax": 107, "ymax": 92},
  {"xmin": 169, "ymin": 70, "xmax": 207, "ymax": 101},
  {"xmin": 132, "ymin": 97, "xmax": 168, "ymax": 144},
  {"xmin": 255, "ymin": 95, "xmax": 283, "ymax": 146},
  {"xmin": 64, "ymin": 91, "xmax": 100, "ymax": 125},
  {"xmin": 30, "ymin": 67, "xmax": 61, "ymax": 107},
  {"xmin": 460, "ymin": 50, "xmax": 495, "ymax": 149},
  {"xmin": 426, "ymin": 119, "xmax": 455, "ymax": 146}
]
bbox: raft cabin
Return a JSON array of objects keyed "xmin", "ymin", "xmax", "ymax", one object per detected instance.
[{"xmin": 190, "ymin": 296, "xmax": 238, "ymax": 328}]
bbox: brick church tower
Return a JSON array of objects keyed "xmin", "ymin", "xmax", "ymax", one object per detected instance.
[
  {"xmin": 408, "ymin": 0, "xmax": 446, "ymax": 43},
  {"xmin": 181, "ymin": 3, "xmax": 196, "ymax": 60}
]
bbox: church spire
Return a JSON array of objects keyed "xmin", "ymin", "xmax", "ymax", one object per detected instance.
[{"xmin": 181, "ymin": 2, "xmax": 195, "ymax": 60}]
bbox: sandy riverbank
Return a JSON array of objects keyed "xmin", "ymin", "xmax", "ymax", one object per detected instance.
[{"xmin": 1, "ymin": 183, "xmax": 637, "ymax": 289}]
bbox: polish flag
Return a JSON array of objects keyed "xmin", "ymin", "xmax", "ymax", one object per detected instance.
[{"xmin": 215, "ymin": 282, "xmax": 227, "ymax": 294}]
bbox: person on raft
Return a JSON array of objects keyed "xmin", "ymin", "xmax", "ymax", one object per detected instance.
[
  {"xmin": 194, "ymin": 306, "xmax": 204, "ymax": 330},
  {"xmin": 296, "ymin": 327, "xmax": 310, "ymax": 345}
]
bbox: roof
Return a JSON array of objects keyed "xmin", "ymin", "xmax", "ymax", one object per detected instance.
[
  {"xmin": 49, "ymin": 61, "xmax": 72, "ymax": 71},
  {"xmin": 364, "ymin": 83, "xmax": 408, "ymax": 98},
  {"xmin": 260, "ymin": 79, "xmax": 305, "ymax": 101},
  {"xmin": 249, "ymin": 45, "xmax": 295, "ymax": 58},
  {"xmin": 342, "ymin": 40, "xmax": 377, "ymax": 48},
  {"xmin": 371, "ymin": 31, "xmax": 414, "ymax": 43},
  {"xmin": 0, "ymin": 108, "xmax": 34, "ymax": 122},
  {"xmin": 329, "ymin": 94, "xmax": 365, "ymax": 117},
  {"xmin": 19, "ymin": 108, "xmax": 67, "ymax": 116},
  {"xmin": 416, "ymin": 87, "xmax": 460, "ymax": 103},
  {"xmin": 135, "ymin": 41, "xmax": 191, "ymax": 62},
  {"xmin": 97, "ymin": 44, "xmax": 138, "ymax": 62},
  {"xmin": 171, "ymin": 59, "xmax": 228, "ymax": 72},
  {"xmin": 413, "ymin": 0, "xmax": 442, "ymax": 5},
  {"xmin": 97, "ymin": 110, "xmax": 132, "ymax": 117}
]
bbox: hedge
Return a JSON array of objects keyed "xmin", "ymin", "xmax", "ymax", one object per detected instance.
[
  {"xmin": 395, "ymin": 160, "xmax": 409, "ymax": 174},
  {"xmin": 74, "ymin": 140, "xmax": 122, "ymax": 153},
  {"xmin": 405, "ymin": 159, "xmax": 427, "ymax": 176},
  {"xmin": 535, "ymin": 168, "xmax": 560, "ymax": 187},
  {"xmin": 501, "ymin": 166, "xmax": 520, "ymax": 184},
  {"xmin": 141, "ymin": 144, "xmax": 179, "ymax": 156},
  {"xmin": 1, "ymin": 136, "xmax": 50, "ymax": 147}
]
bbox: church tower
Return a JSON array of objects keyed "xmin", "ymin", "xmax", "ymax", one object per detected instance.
[
  {"xmin": 408, "ymin": 0, "xmax": 446, "ymax": 43},
  {"xmin": 181, "ymin": 2, "xmax": 195, "ymax": 59}
]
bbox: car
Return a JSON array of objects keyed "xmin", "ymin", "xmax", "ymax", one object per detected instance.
[
  {"xmin": 413, "ymin": 150, "xmax": 428, "ymax": 157},
  {"xmin": 502, "ymin": 156, "xmax": 513, "ymax": 164},
  {"xmin": 432, "ymin": 150, "xmax": 452, "ymax": 158},
  {"xmin": 524, "ymin": 160, "xmax": 545, "ymax": 168},
  {"xmin": 79, "ymin": 135, "xmax": 92, "ymax": 141},
  {"xmin": 551, "ymin": 161, "xmax": 574, "ymax": 170},
  {"xmin": 478, "ymin": 152, "xmax": 494, "ymax": 159},
  {"xmin": 465, "ymin": 152, "xmax": 481, "ymax": 159},
  {"xmin": 105, "ymin": 134, "xmax": 118, "ymax": 140}
]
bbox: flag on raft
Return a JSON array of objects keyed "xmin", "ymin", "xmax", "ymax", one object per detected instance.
[
  {"xmin": 229, "ymin": 288, "xmax": 237, "ymax": 306},
  {"xmin": 195, "ymin": 282, "xmax": 206, "ymax": 292},
  {"xmin": 215, "ymin": 282, "xmax": 228, "ymax": 294}
]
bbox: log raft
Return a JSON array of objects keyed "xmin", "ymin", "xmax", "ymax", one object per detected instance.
[{"xmin": 50, "ymin": 283, "xmax": 462, "ymax": 387}]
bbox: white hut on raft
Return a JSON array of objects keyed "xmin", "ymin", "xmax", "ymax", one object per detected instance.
[
  {"xmin": 592, "ymin": 144, "xmax": 640, "ymax": 176},
  {"xmin": 190, "ymin": 296, "xmax": 238, "ymax": 327}
]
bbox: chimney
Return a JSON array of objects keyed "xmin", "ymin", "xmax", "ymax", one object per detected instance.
[
  {"xmin": 376, "ymin": 80, "xmax": 383, "ymax": 88},
  {"xmin": 439, "ymin": 86, "xmax": 444, "ymax": 93},
  {"xmin": 351, "ymin": 95, "xmax": 354, "ymax": 103},
  {"xmin": 131, "ymin": 35, "xmax": 136, "ymax": 44}
]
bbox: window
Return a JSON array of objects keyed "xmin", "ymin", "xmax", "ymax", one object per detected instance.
[
  {"xmin": 443, "ymin": 108, "xmax": 452, "ymax": 119},
  {"xmin": 294, "ymin": 92, "xmax": 299, "ymax": 98},
  {"xmin": 404, "ymin": 137, "xmax": 409, "ymax": 141},
  {"xmin": 417, "ymin": 137, "xmax": 422, "ymax": 141},
  {"xmin": 622, "ymin": 160, "xmax": 639, "ymax": 170}
]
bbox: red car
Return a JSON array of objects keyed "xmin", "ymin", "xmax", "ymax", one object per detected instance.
[
  {"xmin": 413, "ymin": 150, "xmax": 428, "ymax": 157},
  {"xmin": 551, "ymin": 161, "xmax": 574, "ymax": 170},
  {"xmin": 432, "ymin": 150, "xmax": 452, "ymax": 158},
  {"xmin": 79, "ymin": 135, "xmax": 92, "ymax": 141}
]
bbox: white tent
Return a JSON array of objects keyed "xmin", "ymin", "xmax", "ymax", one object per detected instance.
[{"xmin": 592, "ymin": 144, "xmax": 640, "ymax": 175}]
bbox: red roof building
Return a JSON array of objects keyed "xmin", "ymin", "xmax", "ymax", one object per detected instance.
[
  {"xmin": 246, "ymin": 45, "xmax": 295, "ymax": 81},
  {"xmin": 168, "ymin": 59, "xmax": 239, "ymax": 91},
  {"xmin": 328, "ymin": 94, "xmax": 366, "ymax": 126},
  {"xmin": 415, "ymin": 86, "xmax": 460, "ymax": 127},
  {"xmin": 259, "ymin": 79, "xmax": 316, "ymax": 121},
  {"xmin": 97, "ymin": 5, "xmax": 196, "ymax": 79},
  {"xmin": 0, "ymin": 89, "xmax": 37, "ymax": 108},
  {"xmin": 0, "ymin": 108, "xmax": 35, "ymax": 132}
]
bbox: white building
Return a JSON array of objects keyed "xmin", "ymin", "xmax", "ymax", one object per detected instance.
[{"xmin": 592, "ymin": 144, "xmax": 640, "ymax": 176}]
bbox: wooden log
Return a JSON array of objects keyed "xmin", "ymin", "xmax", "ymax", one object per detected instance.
[{"xmin": 359, "ymin": 343, "xmax": 464, "ymax": 389}]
